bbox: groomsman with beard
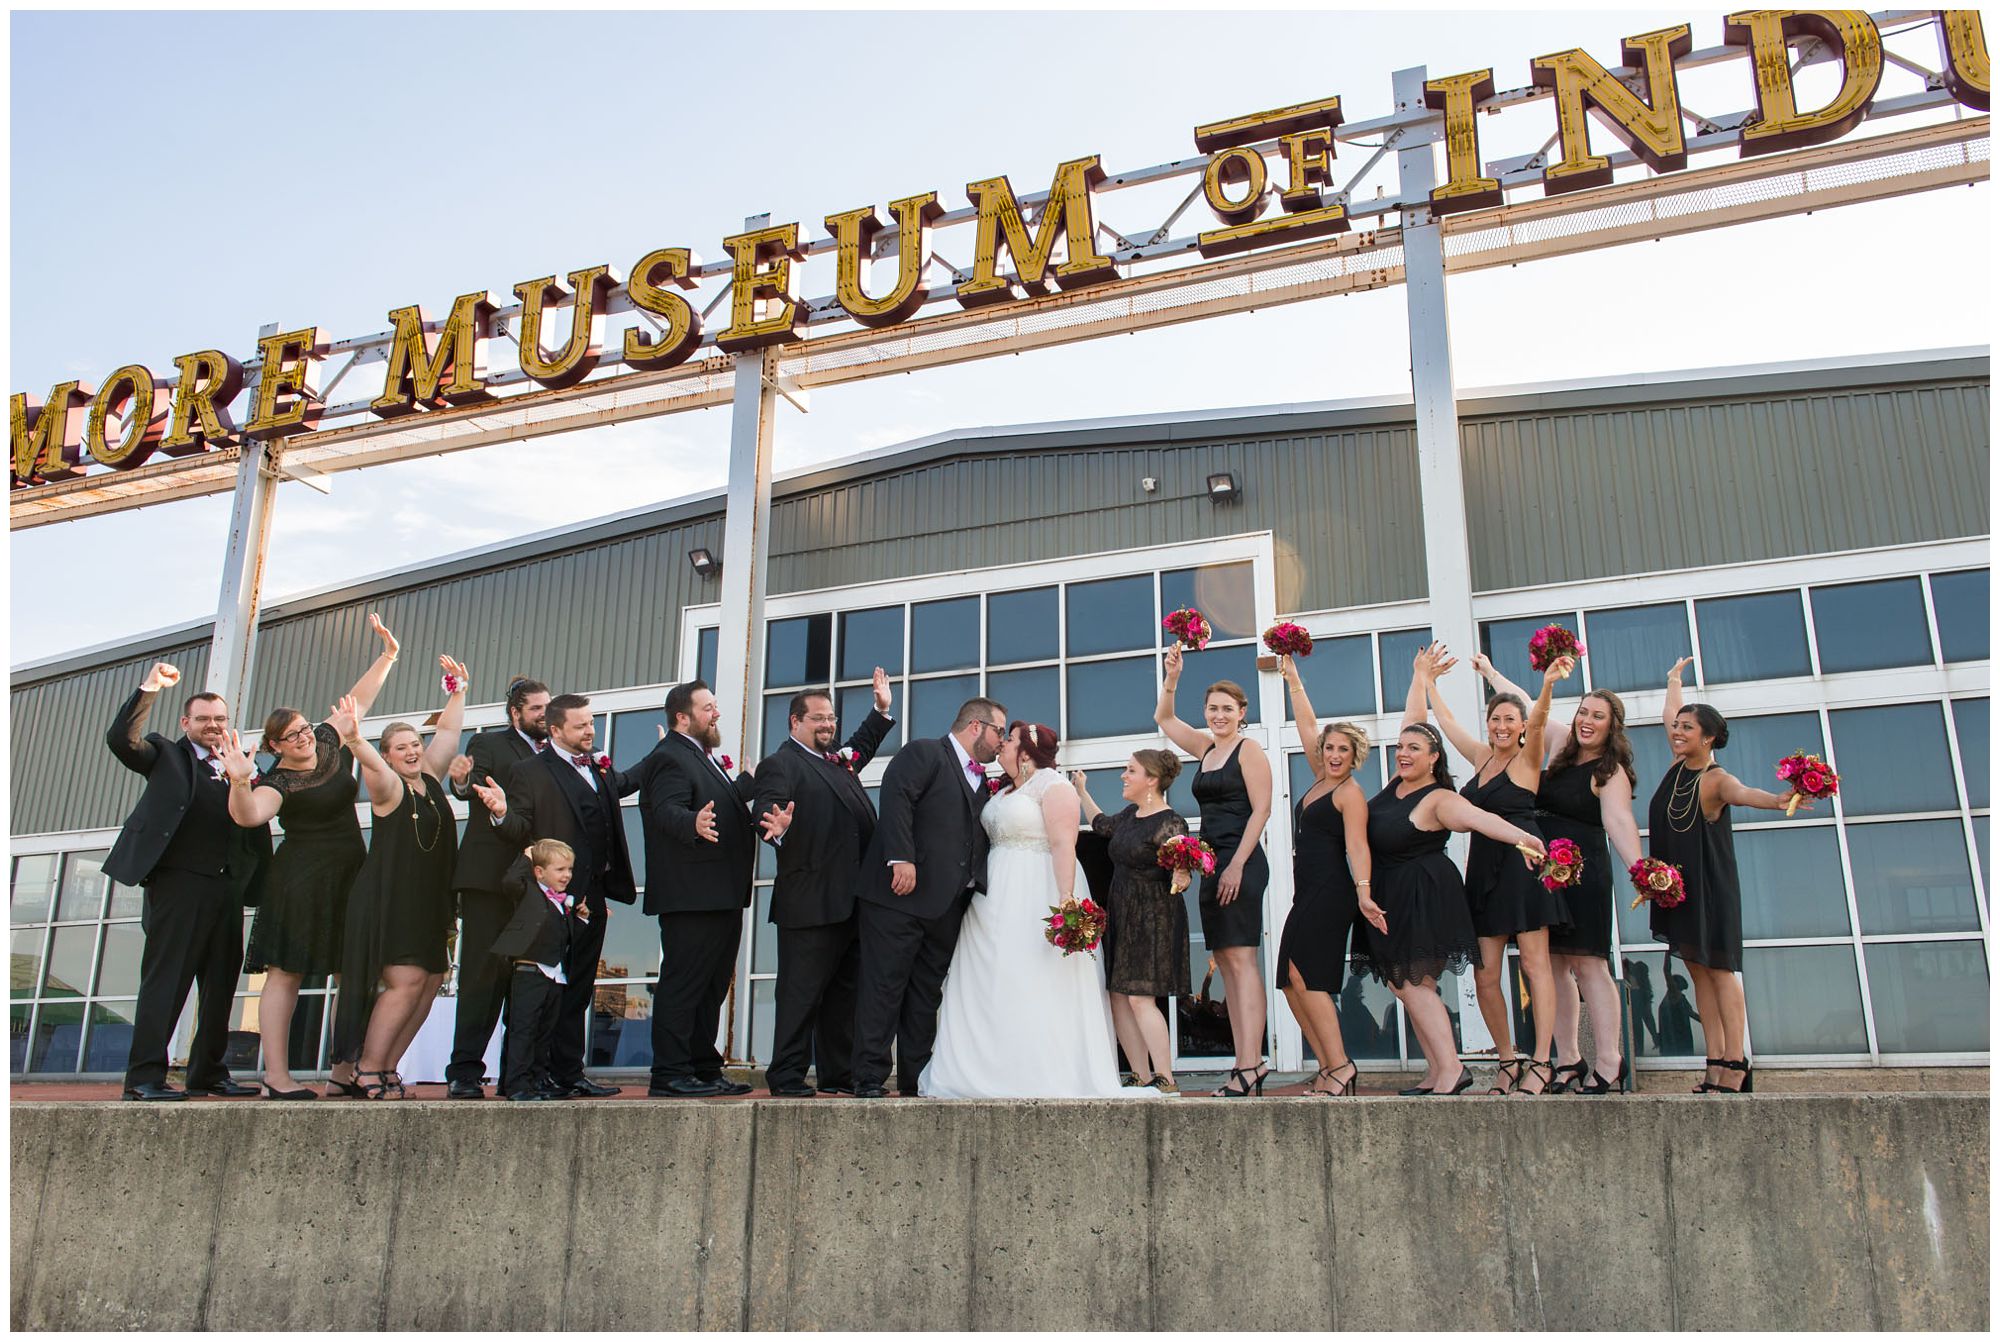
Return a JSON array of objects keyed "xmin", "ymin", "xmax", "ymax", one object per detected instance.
[
  {"xmin": 444, "ymin": 677, "xmax": 550, "ymax": 1099},
  {"xmin": 471, "ymin": 693, "xmax": 650, "ymax": 1098},
  {"xmin": 850, "ymin": 697, "xmax": 1005, "ymax": 1098},
  {"xmin": 637, "ymin": 680, "xmax": 763, "ymax": 1097},
  {"xmin": 750, "ymin": 670, "xmax": 896, "ymax": 1096}
]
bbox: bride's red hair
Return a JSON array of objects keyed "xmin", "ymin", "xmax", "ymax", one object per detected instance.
[{"xmin": 1009, "ymin": 721, "xmax": 1059, "ymax": 769}]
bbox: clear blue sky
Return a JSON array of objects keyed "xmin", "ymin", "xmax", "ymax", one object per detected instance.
[{"xmin": 9, "ymin": 8, "xmax": 1990, "ymax": 665}]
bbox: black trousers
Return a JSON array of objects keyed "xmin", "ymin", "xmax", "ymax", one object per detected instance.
[
  {"xmin": 852, "ymin": 893, "xmax": 969, "ymax": 1095},
  {"xmin": 766, "ymin": 916, "xmax": 860, "ymax": 1091},
  {"xmin": 124, "ymin": 869, "xmax": 242, "ymax": 1090},
  {"xmin": 447, "ymin": 886, "xmax": 514, "ymax": 1084},
  {"xmin": 501, "ymin": 965, "xmax": 561, "ymax": 1096},
  {"xmin": 548, "ymin": 896, "xmax": 607, "ymax": 1087},
  {"xmin": 650, "ymin": 910, "xmax": 741, "ymax": 1085}
]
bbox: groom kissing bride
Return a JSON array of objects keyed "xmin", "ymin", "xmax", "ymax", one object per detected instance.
[{"xmin": 849, "ymin": 697, "xmax": 1148, "ymax": 1100}]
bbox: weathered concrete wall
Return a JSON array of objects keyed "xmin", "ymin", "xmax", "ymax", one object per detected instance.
[{"xmin": 10, "ymin": 1095, "xmax": 1988, "ymax": 1331}]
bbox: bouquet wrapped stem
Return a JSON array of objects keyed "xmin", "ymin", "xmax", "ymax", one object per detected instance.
[{"xmin": 1775, "ymin": 751, "xmax": 1839, "ymax": 816}]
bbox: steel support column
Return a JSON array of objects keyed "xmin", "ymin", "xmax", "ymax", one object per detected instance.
[{"xmin": 204, "ymin": 439, "xmax": 277, "ymax": 712}]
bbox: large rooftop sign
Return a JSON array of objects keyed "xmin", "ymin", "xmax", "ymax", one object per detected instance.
[{"xmin": 9, "ymin": 10, "xmax": 1990, "ymax": 504}]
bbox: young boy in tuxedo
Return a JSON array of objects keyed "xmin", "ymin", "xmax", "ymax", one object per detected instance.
[{"xmin": 491, "ymin": 839, "xmax": 589, "ymax": 1101}]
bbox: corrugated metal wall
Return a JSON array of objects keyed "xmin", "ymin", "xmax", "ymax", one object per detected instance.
[{"xmin": 1461, "ymin": 379, "xmax": 1990, "ymax": 591}]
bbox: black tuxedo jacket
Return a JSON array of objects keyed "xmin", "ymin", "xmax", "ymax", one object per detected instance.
[
  {"xmin": 493, "ymin": 748, "xmax": 649, "ymax": 907},
  {"xmin": 751, "ymin": 710, "xmax": 894, "ymax": 929},
  {"xmin": 856, "ymin": 735, "xmax": 992, "ymax": 922},
  {"xmin": 451, "ymin": 726, "xmax": 542, "ymax": 893},
  {"xmin": 489, "ymin": 856, "xmax": 588, "ymax": 966},
  {"xmin": 636, "ymin": 732, "xmax": 756, "ymax": 917},
  {"xmin": 102, "ymin": 687, "xmax": 271, "ymax": 900}
]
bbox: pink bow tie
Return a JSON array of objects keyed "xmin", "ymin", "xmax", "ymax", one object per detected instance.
[
  {"xmin": 965, "ymin": 759, "xmax": 983, "ymax": 780},
  {"xmin": 570, "ymin": 753, "xmax": 593, "ymax": 769}
]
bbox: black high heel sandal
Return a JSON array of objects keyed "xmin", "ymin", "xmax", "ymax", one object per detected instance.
[
  {"xmin": 1305, "ymin": 1061, "xmax": 1358, "ymax": 1096},
  {"xmin": 1692, "ymin": 1056, "xmax": 1724, "ymax": 1093},
  {"xmin": 1486, "ymin": 1059, "xmax": 1523, "ymax": 1095},
  {"xmin": 1214, "ymin": 1064, "xmax": 1270, "ymax": 1097},
  {"xmin": 1513, "ymin": 1058, "xmax": 1556, "ymax": 1096},
  {"xmin": 1430, "ymin": 1066, "xmax": 1474, "ymax": 1097},
  {"xmin": 1575, "ymin": 1057, "xmax": 1627, "ymax": 1095},
  {"xmin": 325, "ymin": 1070, "xmax": 368, "ymax": 1099},
  {"xmin": 1711, "ymin": 1058, "xmax": 1753, "ymax": 1094},
  {"xmin": 1550, "ymin": 1058, "xmax": 1589, "ymax": 1093}
]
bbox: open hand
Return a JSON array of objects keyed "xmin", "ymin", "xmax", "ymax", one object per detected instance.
[
  {"xmin": 1359, "ymin": 893, "xmax": 1388, "ymax": 936},
  {"xmin": 368, "ymin": 611, "xmax": 400, "ymax": 661},
  {"xmin": 758, "ymin": 801, "xmax": 795, "ymax": 842},
  {"xmin": 328, "ymin": 695, "xmax": 361, "ymax": 744},
  {"xmin": 872, "ymin": 665, "xmax": 893, "ymax": 713},
  {"xmin": 1667, "ymin": 656, "xmax": 1694, "ymax": 684},
  {"xmin": 216, "ymin": 731, "xmax": 257, "ymax": 785},
  {"xmin": 439, "ymin": 654, "xmax": 469, "ymax": 690},
  {"xmin": 471, "ymin": 776, "xmax": 506, "ymax": 817},
  {"xmin": 694, "ymin": 800, "xmax": 719, "ymax": 842}
]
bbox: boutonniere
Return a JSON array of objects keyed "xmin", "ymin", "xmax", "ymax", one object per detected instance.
[
  {"xmin": 716, "ymin": 753, "xmax": 735, "ymax": 773},
  {"xmin": 834, "ymin": 747, "xmax": 860, "ymax": 771},
  {"xmin": 985, "ymin": 776, "xmax": 1006, "ymax": 794},
  {"xmin": 593, "ymin": 754, "xmax": 611, "ymax": 771}
]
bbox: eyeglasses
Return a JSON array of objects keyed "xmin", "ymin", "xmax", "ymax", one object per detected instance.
[
  {"xmin": 275, "ymin": 724, "xmax": 315, "ymax": 746},
  {"xmin": 800, "ymin": 713, "xmax": 839, "ymax": 726},
  {"xmin": 975, "ymin": 720, "xmax": 1005, "ymax": 739}
]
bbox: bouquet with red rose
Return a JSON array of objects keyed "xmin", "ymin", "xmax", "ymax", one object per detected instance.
[
  {"xmin": 1527, "ymin": 623, "xmax": 1585, "ymax": 672},
  {"xmin": 1157, "ymin": 834, "xmax": 1217, "ymax": 878},
  {"xmin": 1163, "ymin": 608, "xmax": 1212, "ymax": 651},
  {"xmin": 1627, "ymin": 857, "xmax": 1687, "ymax": 911},
  {"xmin": 1537, "ymin": 837, "xmax": 1584, "ymax": 892},
  {"xmin": 1774, "ymin": 751, "xmax": 1838, "ymax": 817},
  {"xmin": 1045, "ymin": 897, "xmax": 1106, "ymax": 957},
  {"xmin": 985, "ymin": 776, "xmax": 1006, "ymax": 795},
  {"xmin": 1263, "ymin": 621, "xmax": 1313, "ymax": 657}
]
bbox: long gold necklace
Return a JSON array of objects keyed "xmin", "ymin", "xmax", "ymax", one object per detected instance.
[
  {"xmin": 1664, "ymin": 762, "xmax": 1706, "ymax": 834},
  {"xmin": 409, "ymin": 781, "xmax": 441, "ymax": 852}
]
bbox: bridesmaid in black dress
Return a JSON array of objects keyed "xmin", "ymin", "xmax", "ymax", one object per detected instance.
[
  {"xmin": 330, "ymin": 657, "xmax": 484, "ymax": 1098},
  {"xmin": 1353, "ymin": 646, "xmax": 1546, "ymax": 1096},
  {"xmin": 1423, "ymin": 651, "xmax": 1574, "ymax": 1094},
  {"xmin": 1651, "ymin": 658, "xmax": 1801, "ymax": 1095},
  {"xmin": 1275, "ymin": 655, "xmax": 1384, "ymax": 1096},
  {"xmin": 214, "ymin": 614, "xmax": 403, "ymax": 1099},
  {"xmin": 1157, "ymin": 643, "xmax": 1273, "ymax": 1096},
  {"xmin": 1073, "ymin": 748, "xmax": 1193, "ymax": 1092}
]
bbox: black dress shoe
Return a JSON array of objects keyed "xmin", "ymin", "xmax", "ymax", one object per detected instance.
[
  {"xmin": 648, "ymin": 1076, "xmax": 725, "ymax": 1097},
  {"xmin": 122, "ymin": 1082, "xmax": 187, "ymax": 1102},
  {"xmin": 566, "ymin": 1077, "xmax": 621, "ymax": 1098},
  {"xmin": 507, "ymin": 1089, "xmax": 563, "ymax": 1102},
  {"xmin": 188, "ymin": 1077, "xmax": 258, "ymax": 1097},
  {"xmin": 768, "ymin": 1083, "xmax": 817, "ymax": 1098},
  {"xmin": 446, "ymin": 1079, "xmax": 486, "ymax": 1100},
  {"xmin": 704, "ymin": 1076, "xmax": 753, "ymax": 1096},
  {"xmin": 850, "ymin": 1085, "xmax": 890, "ymax": 1098}
]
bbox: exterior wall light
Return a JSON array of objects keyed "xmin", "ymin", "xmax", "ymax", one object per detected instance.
[
  {"xmin": 688, "ymin": 547, "xmax": 721, "ymax": 578},
  {"xmin": 1206, "ymin": 471, "xmax": 1239, "ymax": 502}
]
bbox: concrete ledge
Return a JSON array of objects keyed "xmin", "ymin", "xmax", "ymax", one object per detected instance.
[{"xmin": 10, "ymin": 1095, "xmax": 1988, "ymax": 1331}]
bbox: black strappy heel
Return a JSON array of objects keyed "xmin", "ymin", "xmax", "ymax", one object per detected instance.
[
  {"xmin": 1214, "ymin": 1064, "xmax": 1269, "ymax": 1097},
  {"xmin": 1711, "ymin": 1058, "xmax": 1753, "ymax": 1094},
  {"xmin": 1513, "ymin": 1058, "xmax": 1556, "ymax": 1096},
  {"xmin": 1305, "ymin": 1061, "xmax": 1358, "ymax": 1096},
  {"xmin": 1550, "ymin": 1058, "xmax": 1589, "ymax": 1093},
  {"xmin": 1486, "ymin": 1059, "xmax": 1523, "ymax": 1095},
  {"xmin": 1693, "ymin": 1056, "xmax": 1723, "ymax": 1093}
]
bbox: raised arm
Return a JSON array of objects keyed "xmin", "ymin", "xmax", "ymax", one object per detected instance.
[
  {"xmin": 338, "ymin": 700, "xmax": 406, "ymax": 815},
  {"xmin": 1069, "ymin": 770, "xmax": 1104, "ymax": 824},
  {"xmin": 1282, "ymin": 655, "xmax": 1322, "ymax": 769},
  {"xmin": 1476, "ymin": 651, "xmax": 1568, "ymax": 762},
  {"xmin": 1041, "ymin": 777, "xmax": 1082, "ymax": 903},
  {"xmin": 1598, "ymin": 768, "xmax": 1643, "ymax": 869},
  {"xmin": 1425, "ymin": 656, "xmax": 1488, "ymax": 766},
  {"xmin": 1510, "ymin": 655, "xmax": 1571, "ymax": 790},
  {"xmin": 1663, "ymin": 656, "xmax": 1693, "ymax": 728},
  {"xmin": 108, "ymin": 664, "xmax": 178, "ymax": 774},
  {"xmin": 419, "ymin": 655, "xmax": 471, "ymax": 779},
  {"xmin": 216, "ymin": 730, "xmax": 285, "ymax": 827},
  {"xmin": 342, "ymin": 612, "xmax": 401, "ymax": 719},
  {"xmin": 1154, "ymin": 643, "xmax": 1213, "ymax": 758}
]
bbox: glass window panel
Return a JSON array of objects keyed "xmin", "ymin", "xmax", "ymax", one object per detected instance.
[
  {"xmin": 621, "ymin": 809, "xmax": 645, "ymax": 891},
  {"xmin": 610, "ymin": 708, "xmax": 669, "ymax": 774},
  {"xmin": 1621, "ymin": 950, "xmax": 1706, "ymax": 1060},
  {"xmin": 1078, "ymin": 768, "xmax": 1130, "ymax": 819},
  {"xmin": 1743, "ymin": 945, "xmax": 1867, "ymax": 1054},
  {"xmin": 838, "ymin": 606, "xmax": 904, "ymax": 680},
  {"xmin": 1864, "ymin": 941, "xmax": 1989, "ymax": 1054},
  {"xmin": 1973, "ymin": 816, "xmax": 1989, "ymax": 897},
  {"xmin": 907, "ymin": 674, "xmax": 984, "ymax": 744},
  {"xmin": 94, "ymin": 923, "xmax": 145, "ymax": 997},
  {"xmin": 696, "ymin": 627, "xmax": 718, "ymax": 689},
  {"xmin": 1067, "ymin": 575, "xmax": 1153, "ymax": 657},
  {"xmin": 1811, "ymin": 578, "xmax": 1933, "ymax": 674},
  {"xmin": 1930, "ymin": 569, "xmax": 1989, "ymax": 663},
  {"xmin": 1952, "ymin": 698, "xmax": 1988, "ymax": 811},
  {"xmin": 11, "ymin": 1004, "xmax": 29, "ymax": 1072},
  {"xmin": 1627, "ymin": 722, "xmax": 1674, "ymax": 835},
  {"xmin": 911, "ymin": 597, "xmax": 980, "ymax": 674},
  {"xmin": 1066, "ymin": 658, "xmax": 1158, "ymax": 739},
  {"xmin": 986, "ymin": 667, "xmax": 1059, "ymax": 740},
  {"xmin": 11, "ymin": 929, "xmax": 46, "ymax": 1001},
  {"xmin": 1286, "ymin": 633, "xmax": 1374, "ymax": 720},
  {"xmin": 1288, "ymin": 752, "xmax": 1315, "ymax": 802},
  {"xmin": 753, "ymin": 887, "xmax": 779, "ymax": 974},
  {"xmin": 53, "ymin": 852, "xmax": 110, "ymax": 923},
  {"xmin": 758, "ymin": 842, "xmax": 776, "ymax": 881},
  {"xmin": 107, "ymin": 884, "xmax": 143, "ymax": 921},
  {"xmin": 1717, "ymin": 712, "xmax": 1824, "ymax": 824},
  {"xmin": 79, "ymin": 999, "xmax": 138, "ymax": 1074},
  {"xmin": 594, "ymin": 896, "xmax": 662, "ymax": 982},
  {"xmin": 1736, "ymin": 827, "xmax": 1850, "ymax": 939},
  {"xmin": 1583, "ymin": 603, "xmax": 1691, "ymax": 694},
  {"xmin": 762, "ymin": 695, "xmax": 795, "ymax": 761},
  {"xmin": 41, "ymin": 927, "xmax": 93, "ymax": 999},
  {"xmin": 1177, "ymin": 643, "xmax": 1261, "ymax": 724},
  {"xmin": 1166, "ymin": 761, "xmax": 1198, "ymax": 819},
  {"xmin": 1696, "ymin": 591, "xmax": 1812, "ymax": 683},
  {"xmin": 588, "ymin": 979, "xmax": 653, "ymax": 1070},
  {"xmin": 11, "ymin": 855, "xmax": 56, "ymax": 926},
  {"xmin": 833, "ymin": 685, "xmax": 899, "ymax": 758},
  {"xmin": 1160, "ymin": 562, "xmax": 1256, "ymax": 642},
  {"xmin": 1287, "ymin": 744, "xmax": 1383, "ymax": 802},
  {"xmin": 1405, "ymin": 968, "xmax": 1470, "ymax": 1060},
  {"xmin": 239, "ymin": 916, "xmax": 257, "ymax": 993},
  {"xmin": 764, "ymin": 613, "xmax": 831, "ymax": 688},
  {"xmin": 1846, "ymin": 819, "xmax": 1980, "ymax": 934},
  {"xmin": 866, "ymin": 786, "xmax": 880, "ymax": 816},
  {"xmin": 987, "ymin": 587, "xmax": 1058, "ymax": 664},
  {"xmin": 1177, "ymin": 873, "xmax": 1229, "ymax": 1059},
  {"xmin": 1376, "ymin": 628, "xmax": 1434, "ymax": 717},
  {"xmin": 751, "ymin": 976, "xmax": 776, "ymax": 1065},
  {"xmin": 1479, "ymin": 614, "xmax": 1576, "ymax": 706},
  {"xmin": 1334, "ymin": 972, "xmax": 1403, "ymax": 1062},
  {"xmin": 30, "ymin": 1002, "xmax": 83, "ymax": 1072},
  {"xmin": 1829, "ymin": 703, "xmax": 1959, "ymax": 816}
]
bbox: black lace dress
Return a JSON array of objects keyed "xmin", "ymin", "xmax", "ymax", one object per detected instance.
[
  {"xmin": 243, "ymin": 723, "xmax": 365, "ymax": 977},
  {"xmin": 331, "ymin": 773, "xmax": 459, "ymax": 1064},
  {"xmin": 1460, "ymin": 765, "xmax": 1564, "ymax": 939},
  {"xmin": 1539, "ymin": 760, "xmax": 1613, "ymax": 959},
  {"xmin": 1648, "ymin": 762, "xmax": 1743, "ymax": 972},
  {"xmin": 1089, "ymin": 805, "xmax": 1193, "ymax": 997},
  {"xmin": 1353, "ymin": 781, "xmax": 1480, "ymax": 987},
  {"xmin": 1276, "ymin": 783, "xmax": 1362, "ymax": 993},
  {"xmin": 1189, "ymin": 739, "xmax": 1270, "ymax": 950}
]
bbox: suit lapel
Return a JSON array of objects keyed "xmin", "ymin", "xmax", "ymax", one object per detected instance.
[{"xmin": 544, "ymin": 749, "xmax": 596, "ymax": 830}]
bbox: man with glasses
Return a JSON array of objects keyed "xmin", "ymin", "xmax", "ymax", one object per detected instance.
[
  {"xmin": 850, "ymin": 696, "xmax": 1006, "ymax": 1098},
  {"xmin": 750, "ymin": 670, "xmax": 896, "ymax": 1096}
]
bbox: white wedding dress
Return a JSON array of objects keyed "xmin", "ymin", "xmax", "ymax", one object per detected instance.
[{"xmin": 919, "ymin": 769, "xmax": 1148, "ymax": 1099}]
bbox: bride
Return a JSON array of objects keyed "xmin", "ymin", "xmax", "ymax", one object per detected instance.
[{"xmin": 921, "ymin": 721, "xmax": 1150, "ymax": 1099}]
